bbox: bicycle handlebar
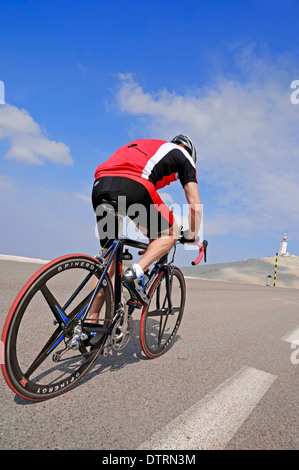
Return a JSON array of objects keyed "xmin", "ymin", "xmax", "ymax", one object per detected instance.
[{"xmin": 189, "ymin": 239, "xmax": 208, "ymax": 266}]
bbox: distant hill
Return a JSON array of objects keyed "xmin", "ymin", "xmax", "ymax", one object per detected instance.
[{"xmin": 182, "ymin": 256, "xmax": 299, "ymax": 289}]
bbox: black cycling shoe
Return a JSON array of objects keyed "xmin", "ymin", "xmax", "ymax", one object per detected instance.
[{"xmin": 122, "ymin": 268, "xmax": 149, "ymax": 308}]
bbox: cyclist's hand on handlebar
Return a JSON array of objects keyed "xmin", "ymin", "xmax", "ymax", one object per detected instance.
[
  {"xmin": 178, "ymin": 226, "xmax": 208, "ymax": 265},
  {"xmin": 179, "ymin": 229, "xmax": 199, "ymax": 244}
]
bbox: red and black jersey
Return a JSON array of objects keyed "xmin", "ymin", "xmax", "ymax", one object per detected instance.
[{"xmin": 94, "ymin": 139, "xmax": 197, "ymax": 190}]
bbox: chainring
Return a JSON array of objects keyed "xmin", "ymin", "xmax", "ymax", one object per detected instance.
[{"xmin": 111, "ymin": 315, "xmax": 134, "ymax": 351}]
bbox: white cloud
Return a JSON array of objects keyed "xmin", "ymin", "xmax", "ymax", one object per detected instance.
[
  {"xmin": 0, "ymin": 173, "xmax": 18, "ymax": 198},
  {"xmin": 0, "ymin": 178, "xmax": 98, "ymax": 259},
  {"xmin": 0, "ymin": 104, "xmax": 73, "ymax": 165},
  {"xmin": 76, "ymin": 192, "xmax": 91, "ymax": 203},
  {"xmin": 158, "ymin": 192, "xmax": 173, "ymax": 204},
  {"xmin": 115, "ymin": 53, "xmax": 299, "ymax": 240}
]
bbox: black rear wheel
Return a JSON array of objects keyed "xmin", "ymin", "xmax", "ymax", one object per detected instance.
[{"xmin": 2, "ymin": 254, "xmax": 113, "ymax": 401}]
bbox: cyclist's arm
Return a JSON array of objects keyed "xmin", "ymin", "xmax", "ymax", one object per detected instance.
[{"xmin": 183, "ymin": 182, "xmax": 202, "ymax": 240}]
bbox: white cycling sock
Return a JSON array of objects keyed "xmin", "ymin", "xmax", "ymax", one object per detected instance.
[{"xmin": 132, "ymin": 263, "xmax": 144, "ymax": 278}]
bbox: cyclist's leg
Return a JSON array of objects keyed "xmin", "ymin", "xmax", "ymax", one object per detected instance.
[
  {"xmin": 137, "ymin": 223, "xmax": 179, "ymax": 271},
  {"xmin": 130, "ymin": 187, "xmax": 179, "ymax": 271},
  {"xmin": 90, "ymin": 179, "xmax": 119, "ymax": 322},
  {"xmin": 88, "ymin": 248, "xmax": 116, "ymax": 323},
  {"xmin": 122, "ymin": 186, "xmax": 179, "ymax": 306}
]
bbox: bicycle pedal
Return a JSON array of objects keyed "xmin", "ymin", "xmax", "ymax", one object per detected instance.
[
  {"xmin": 89, "ymin": 332, "xmax": 104, "ymax": 346},
  {"xmin": 127, "ymin": 299, "xmax": 143, "ymax": 309}
]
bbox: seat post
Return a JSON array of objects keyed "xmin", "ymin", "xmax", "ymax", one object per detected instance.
[
  {"xmin": 117, "ymin": 214, "xmax": 124, "ymax": 239},
  {"xmin": 117, "ymin": 195, "xmax": 126, "ymax": 239},
  {"xmin": 100, "ymin": 198, "xmax": 125, "ymax": 239}
]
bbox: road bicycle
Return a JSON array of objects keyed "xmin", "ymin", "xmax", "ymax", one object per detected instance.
[{"xmin": 1, "ymin": 199, "xmax": 208, "ymax": 401}]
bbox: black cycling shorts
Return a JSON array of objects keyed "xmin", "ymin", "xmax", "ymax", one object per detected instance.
[{"xmin": 92, "ymin": 176, "xmax": 173, "ymax": 248}]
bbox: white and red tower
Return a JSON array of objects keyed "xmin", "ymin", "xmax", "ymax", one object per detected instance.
[{"xmin": 278, "ymin": 231, "xmax": 288, "ymax": 256}]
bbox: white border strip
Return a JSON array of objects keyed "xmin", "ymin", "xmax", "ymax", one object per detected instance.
[{"xmin": 0, "ymin": 254, "xmax": 49, "ymax": 264}]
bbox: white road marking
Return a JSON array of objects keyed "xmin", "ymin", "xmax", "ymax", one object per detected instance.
[
  {"xmin": 138, "ymin": 366, "xmax": 276, "ymax": 450},
  {"xmin": 281, "ymin": 325, "xmax": 299, "ymax": 345}
]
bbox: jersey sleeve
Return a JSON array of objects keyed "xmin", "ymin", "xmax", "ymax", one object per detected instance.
[{"xmin": 173, "ymin": 149, "xmax": 198, "ymax": 187}]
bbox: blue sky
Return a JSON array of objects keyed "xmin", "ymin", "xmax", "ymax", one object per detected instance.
[{"xmin": 0, "ymin": 0, "xmax": 298, "ymax": 265}]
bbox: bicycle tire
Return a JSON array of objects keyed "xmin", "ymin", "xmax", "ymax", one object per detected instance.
[
  {"xmin": 1, "ymin": 254, "xmax": 113, "ymax": 401},
  {"xmin": 140, "ymin": 266, "xmax": 186, "ymax": 358}
]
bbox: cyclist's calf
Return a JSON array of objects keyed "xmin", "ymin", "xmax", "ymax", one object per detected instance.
[{"xmin": 138, "ymin": 223, "xmax": 179, "ymax": 272}]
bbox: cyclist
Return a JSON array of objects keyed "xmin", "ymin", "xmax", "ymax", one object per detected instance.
[{"xmin": 91, "ymin": 134, "xmax": 202, "ymax": 313}]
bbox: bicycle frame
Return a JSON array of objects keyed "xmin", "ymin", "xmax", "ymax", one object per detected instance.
[
  {"xmin": 88, "ymin": 237, "xmax": 148, "ymax": 317},
  {"xmin": 65, "ymin": 236, "xmax": 174, "ymax": 337},
  {"xmin": 1, "ymin": 200, "xmax": 206, "ymax": 400},
  {"xmin": 56, "ymin": 228, "xmax": 205, "ymax": 338}
]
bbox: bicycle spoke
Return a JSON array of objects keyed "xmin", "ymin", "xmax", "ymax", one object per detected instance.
[
  {"xmin": 24, "ymin": 328, "xmax": 64, "ymax": 378},
  {"xmin": 157, "ymin": 314, "xmax": 165, "ymax": 348},
  {"xmin": 147, "ymin": 308, "xmax": 167, "ymax": 317},
  {"xmin": 158, "ymin": 306, "xmax": 172, "ymax": 347},
  {"xmin": 68, "ymin": 290, "xmax": 94, "ymax": 320},
  {"xmin": 41, "ymin": 280, "xmax": 97, "ymax": 328},
  {"xmin": 40, "ymin": 284, "xmax": 68, "ymax": 324},
  {"xmin": 147, "ymin": 307, "xmax": 180, "ymax": 317},
  {"xmin": 63, "ymin": 272, "xmax": 93, "ymax": 310}
]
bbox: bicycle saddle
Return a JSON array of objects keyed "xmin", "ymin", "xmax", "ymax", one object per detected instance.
[{"xmin": 101, "ymin": 198, "xmax": 126, "ymax": 217}]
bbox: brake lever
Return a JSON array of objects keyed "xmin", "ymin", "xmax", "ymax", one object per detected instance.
[
  {"xmin": 203, "ymin": 240, "xmax": 208, "ymax": 263},
  {"xmin": 191, "ymin": 240, "xmax": 208, "ymax": 266}
]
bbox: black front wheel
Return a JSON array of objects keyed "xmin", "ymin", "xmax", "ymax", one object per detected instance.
[{"xmin": 140, "ymin": 267, "xmax": 186, "ymax": 358}]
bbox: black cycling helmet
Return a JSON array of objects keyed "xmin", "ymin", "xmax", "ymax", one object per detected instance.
[{"xmin": 170, "ymin": 134, "xmax": 197, "ymax": 163}]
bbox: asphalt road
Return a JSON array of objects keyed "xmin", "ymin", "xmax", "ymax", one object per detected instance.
[{"xmin": 0, "ymin": 260, "xmax": 299, "ymax": 450}]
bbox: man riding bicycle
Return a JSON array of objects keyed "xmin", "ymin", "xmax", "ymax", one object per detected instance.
[{"xmin": 91, "ymin": 134, "xmax": 202, "ymax": 314}]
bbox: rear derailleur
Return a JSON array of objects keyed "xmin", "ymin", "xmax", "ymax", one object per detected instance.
[{"xmin": 52, "ymin": 319, "xmax": 88, "ymax": 362}]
